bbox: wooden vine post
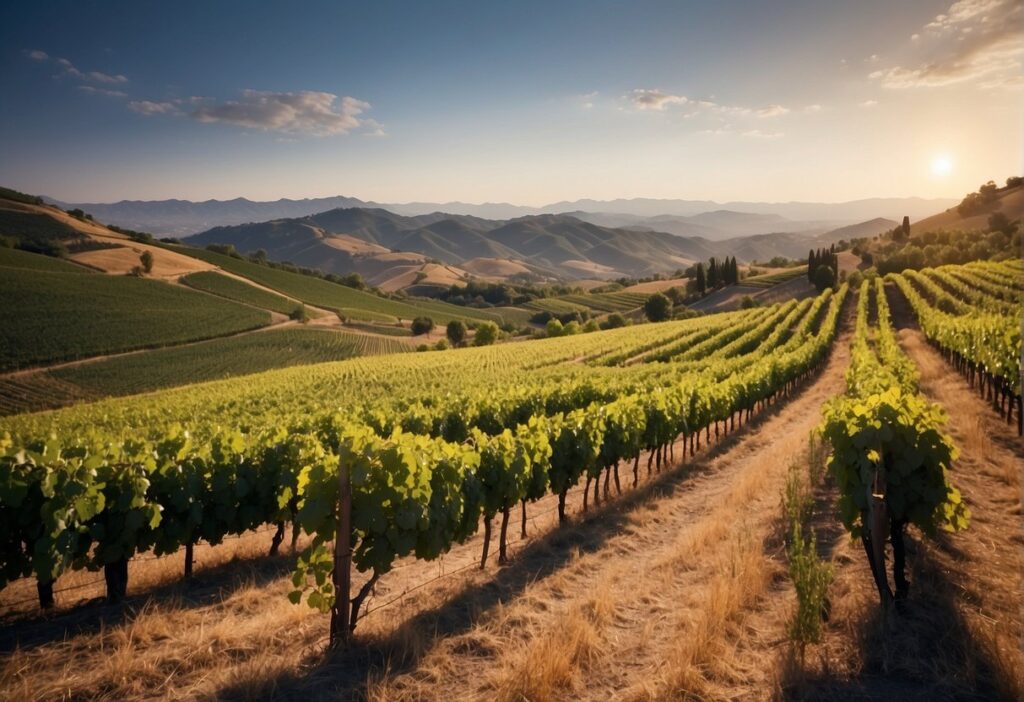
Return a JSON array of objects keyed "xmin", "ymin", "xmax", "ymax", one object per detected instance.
[{"xmin": 330, "ymin": 447, "xmax": 353, "ymax": 648}]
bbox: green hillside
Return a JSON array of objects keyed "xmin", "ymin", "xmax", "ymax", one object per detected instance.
[{"xmin": 0, "ymin": 268, "xmax": 271, "ymax": 371}]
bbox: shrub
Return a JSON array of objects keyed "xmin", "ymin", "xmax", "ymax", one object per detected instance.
[
  {"xmin": 140, "ymin": 250, "xmax": 154, "ymax": 274},
  {"xmin": 644, "ymin": 293, "xmax": 672, "ymax": 322},
  {"xmin": 600, "ymin": 312, "xmax": 628, "ymax": 330},
  {"xmin": 473, "ymin": 321, "xmax": 499, "ymax": 346},
  {"xmin": 290, "ymin": 304, "xmax": 311, "ymax": 323},
  {"xmin": 546, "ymin": 318, "xmax": 565, "ymax": 337},
  {"xmin": 411, "ymin": 316, "xmax": 435, "ymax": 336}
]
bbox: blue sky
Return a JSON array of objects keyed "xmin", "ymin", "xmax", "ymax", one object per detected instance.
[{"xmin": 1, "ymin": 0, "xmax": 1020, "ymax": 204}]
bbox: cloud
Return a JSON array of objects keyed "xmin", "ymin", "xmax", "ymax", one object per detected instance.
[
  {"xmin": 78, "ymin": 85, "xmax": 127, "ymax": 98},
  {"xmin": 26, "ymin": 50, "xmax": 128, "ymax": 84},
  {"xmin": 578, "ymin": 91, "xmax": 598, "ymax": 109},
  {"xmin": 129, "ymin": 100, "xmax": 180, "ymax": 116},
  {"xmin": 628, "ymin": 88, "xmax": 688, "ymax": 110},
  {"xmin": 189, "ymin": 90, "xmax": 371, "ymax": 136},
  {"xmin": 754, "ymin": 104, "xmax": 789, "ymax": 118},
  {"xmin": 870, "ymin": 0, "xmax": 1023, "ymax": 89},
  {"xmin": 860, "ymin": 99, "xmax": 879, "ymax": 107},
  {"xmin": 626, "ymin": 90, "xmax": 799, "ymax": 121}
]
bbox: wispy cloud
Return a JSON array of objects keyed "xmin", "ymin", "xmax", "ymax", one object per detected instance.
[
  {"xmin": 128, "ymin": 90, "xmax": 380, "ymax": 137},
  {"xmin": 700, "ymin": 126, "xmax": 785, "ymax": 139},
  {"xmin": 628, "ymin": 88, "xmax": 688, "ymax": 110},
  {"xmin": 627, "ymin": 89, "xmax": 796, "ymax": 119},
  {"xmin": 860, "ymin": 99, "xmax": 879, "ymax": 107},
  {"xmin": 189, "ymin": 90, "xmax": 371, "ymax": 136},
  {"xmin": 26, "ymin": 49, "xmax": 128, "ymax": 84},
  {"xmin": 128, "ymin": 100, "xmax": 180, "ymax": 116},
  {"xmin": 78, "ymin": 85, "xmax": 127, "ymax": 98},
  {"xmin": 869, "ymin": 0, "xmax": 1023, "ymax": 89}
]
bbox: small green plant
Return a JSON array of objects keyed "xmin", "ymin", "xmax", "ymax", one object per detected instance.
[
  {"xmin": 781, "ymin": 434, "xmax": 834, "ymax": 661},
  {"xmin": 786, "ymin": 521, "xmax": 833, "ymax": 658}
]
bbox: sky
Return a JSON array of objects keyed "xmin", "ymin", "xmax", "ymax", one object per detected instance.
[{"xmin": 0, "ymin": 0, "xmax": 1020, "ymax": 205}]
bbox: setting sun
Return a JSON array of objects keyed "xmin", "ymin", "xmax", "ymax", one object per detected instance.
[{"xmin": 931, "ymin": 155, "xmax": 954, "ymax": 176}]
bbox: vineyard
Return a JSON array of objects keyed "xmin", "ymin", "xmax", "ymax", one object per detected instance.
[
  {"xmin": 0, "ymin": 267, "xmax": 272, "ymax": 372},
  {"xmin": 1, "ymin": 258, "xmax": 1021, "ymax": 699},
  {"xmin": 169, "ymin": 245, "xmax": 512, "ymax": 326},
  {"xmin": 0, "ymin": 328, "xmax": 412, "ymax": 415},
  {"xmin": 180, "ymin": 270, "xmax": 307, "ymax": 317},
  {"xmin": 1, "ymin": 283, "xmax": 847, "ymax": 624}
]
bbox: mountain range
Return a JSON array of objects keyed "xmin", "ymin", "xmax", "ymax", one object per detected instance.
[
  {"xmin": 184, "ymin": 207, "xmax": 897, "ymax": 283},
  {"xmin": 46, "ymin": 194, "xmax": 955, "ymax": 238}
]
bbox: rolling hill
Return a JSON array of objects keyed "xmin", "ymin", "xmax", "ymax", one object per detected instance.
[
  {"xmin": 910, "ymin": 182, "xmax": 1023, "ymax": 236},
  {"xmin": 185, "ymin": 208, "xmax": 720, "ymax": 280}
]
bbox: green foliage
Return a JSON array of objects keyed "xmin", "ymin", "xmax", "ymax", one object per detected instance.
[
  {"xmin": 820, "ymin": 279, "xmax": 970, "ymax": 540},
  {"xmin": 139, "ymin": 251, "xmax": 154, "ymax": 274}
]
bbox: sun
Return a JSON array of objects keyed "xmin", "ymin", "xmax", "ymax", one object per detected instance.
[{"xmin": 931, "ymin": 155, "xmax": 953, "ymax": 177}]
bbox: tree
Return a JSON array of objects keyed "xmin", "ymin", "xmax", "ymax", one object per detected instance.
[
  {"xmin": 807, "ymin": 250, "xmax": 817, "ymax": 282},
  {"xmin": 252, "ymin": 249, "xmax": 268, "ymax": 264},
  {"xmin": 474, "ymin": 321, "xmax": 499, "ymax": 346},
  {"xmin": 708, "ymin": 258, "xmax": 719, "ymax": 288},
  {"xmin": 812, "ymin": 264, "xmax": 836, "ymax": 292},
  {"xmin": 601, "ymin": 313, "xmax": 628, "ymax": 330},
  {"xmin": 901, "ymin": 216, "xmax": 911, "ymax": 240},
  {"xmin": 546, "ymin": 318, "xmax": 565, "ymax": 337},
  {"xmin": 411, "ymin": 317, "xmax": 434, "ymax": 336},
  {"xmin": 695, "ymin": 262, "xmax": 707, "ymax": 295},
  {"xmin": 583, "ymin": 319, "xmax": 599, "ymax": 333},
  {"xmin": 644, "ymin": 293, "xmax": 672, "ymax": 322},
  {"xmin": 139, "ymin": 250, "xmax": 154, "ymax": 274},
  {"xmin": 446, "ymin": 320, "xmax": 467, "ymax": 346},
  {"xmin": 563, "ymin": 320, "xmax": 581, "ymax": 335},
  {"xmin": 988, "ymin": 211, "xmax": 1015, "ymax": 236},
  {"xmin": 1007, "ymin": 176, "xmax": 1023, "ymax": 188}
]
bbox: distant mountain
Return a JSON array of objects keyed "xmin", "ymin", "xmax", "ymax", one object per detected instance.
[
  {"xmin": 185, "ymin": 208, "xmax": 720, "ymax": 281},
  {"xmin": 567, "ymin": 209, "xmax": 839, "ymax": 240},
  {"xmin": 47, "ymin": 193, "xmax": 958, "ymax": 238},
  {"xmin": 540, "ymin": 196, "xmax": 956, "ymax": 222}
]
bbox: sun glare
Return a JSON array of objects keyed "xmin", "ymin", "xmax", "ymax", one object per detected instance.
[{"xmin": 931, "ymin": 155, "xmax": 953, "ymax": 177}]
